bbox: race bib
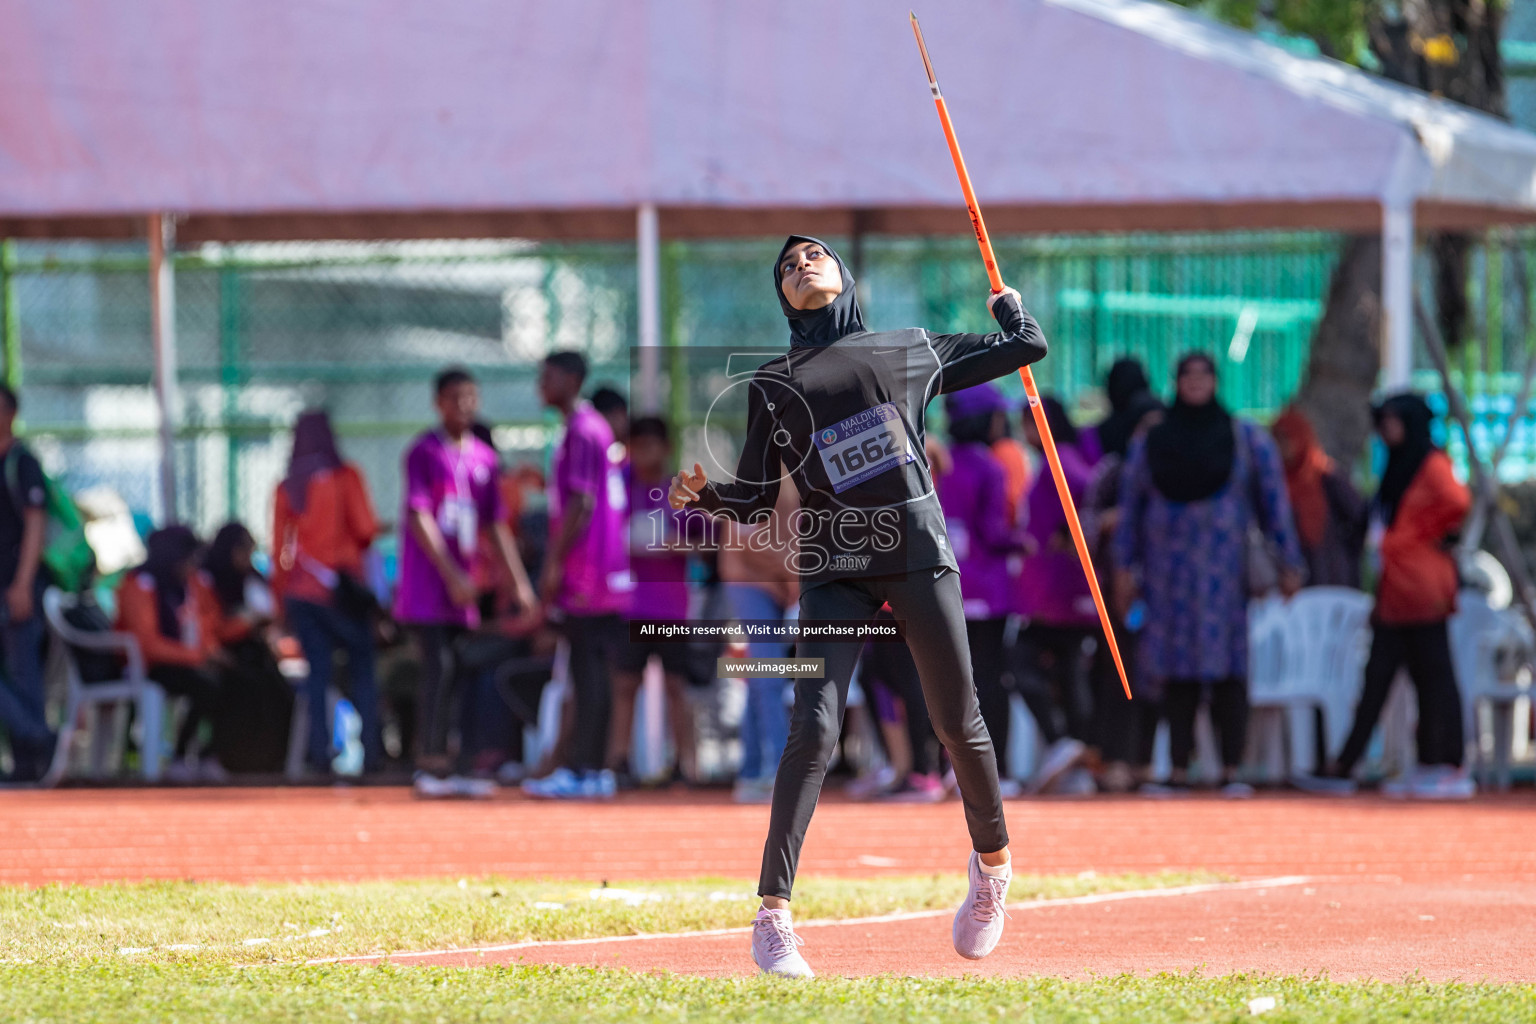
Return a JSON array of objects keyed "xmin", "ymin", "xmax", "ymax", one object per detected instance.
[
  {"xmin": 607, "ymin": 466, "xmax": 628, "ymax": 512},
  {"xmin": 439, "ymin": 495, "xmax": 478, "ymax": 555},
  {"xmin": 814, "ymin": 403, "xmax": 915, "ymax": 493}
]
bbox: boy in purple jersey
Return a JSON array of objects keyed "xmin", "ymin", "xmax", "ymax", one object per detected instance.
[
  {"xmin": 397, "ymin": 367, "xmax": 537, "ymax": 799},
  {"xmin": 523, "ymin": 351, "xmax": 633, "ymax": 800},
  {"xmin": 604, "ymin": 416, "xmax": 699, "ymax": 787}
]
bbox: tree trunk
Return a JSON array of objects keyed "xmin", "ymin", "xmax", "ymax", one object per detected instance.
[
  {"xmin": 1292, "ymin": 236, "xmax": 1382, "ymax": 466},
  {"xmin": 1294, "ymin": 0, "xmax": 1505, "ymax": 466}
]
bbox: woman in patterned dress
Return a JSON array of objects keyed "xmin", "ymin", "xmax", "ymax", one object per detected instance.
[{"xmin": 1113, "ymin": 353, "xmax": 1303, "ymax": 795}]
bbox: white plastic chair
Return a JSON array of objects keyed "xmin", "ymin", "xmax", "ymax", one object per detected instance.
[
  {"xmin": 1250, "ymin": 587, "xmax": 1372, "ymax": 778},
  {"xmin": 1449, "ymin": 590, "xmax": 1533, "ymax": 791},
  {"xmin": 1244, "ymin": 595, "xmax": 1287, "ymax": 780},
  {"xmin": 41, "ymin": 587, "xmax": 167, "ymax": 784}
]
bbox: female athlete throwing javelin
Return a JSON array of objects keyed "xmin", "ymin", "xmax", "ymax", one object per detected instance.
[{"xmin": 670, "ymin": 236, "xmax": 1048, "ymax": 977}]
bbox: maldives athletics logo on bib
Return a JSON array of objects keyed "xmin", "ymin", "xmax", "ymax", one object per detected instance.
[{"xmin": 820, "ymin": 427, "xmax": 839, "ymax": 446}]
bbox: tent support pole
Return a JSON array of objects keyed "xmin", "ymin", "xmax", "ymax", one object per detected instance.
[
  {"xmin": 637, "ymin": 203, "xmax": 661, "ymax": 414},
  {"xmin": 149, "ymin": 213, "xmax": 180, "ymax": 523},
  {"xmin": 1381, "ymin": 198, "xmax": 1414, "ymax": 390},
  {"xmin": 0, "ymin": 240, "xmax": 20, "ymax": 392}
]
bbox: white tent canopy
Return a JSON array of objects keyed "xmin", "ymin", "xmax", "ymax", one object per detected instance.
[
  {"xmin": 5, "ymin": 0, "xmax": 1536, "ymax": 500},
  {"xmin": 4, "ymin": 0, "xmax": 1536, "ymax": 239}
]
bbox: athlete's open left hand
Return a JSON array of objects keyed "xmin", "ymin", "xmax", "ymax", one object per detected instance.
[{"xmin": 669, "ymin": 462, "xmax": 708, "ymax": 510}]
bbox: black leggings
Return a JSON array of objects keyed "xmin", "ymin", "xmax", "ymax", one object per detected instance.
[
  {"xmin": 150, "ymin": 664, "xmax": 221, "ymax": 760},
  {"xmin": 1164, "ymin": 678, "xmax": 1248, "ymax": 773},
  {"xmin": 1336, "ymin": 621, "xmax": 1464, "ymax": 772},
  {"xmin": 559, "ymin": 613, "xmax": 623, "ymax": 772},
  {"xmin": 1091, "ymin": 623, "xmax": 1155, "ymax": 764},
  {"xmin": 1008, "ymin": 624, "xmax": 1093, "ymax": 747},
  {"xmin": 858, "ymin": 614, "xmax": 939, "ymax": 777},
  {"xmin": 761, "ymin": 568, "xmax": 1007, "ymax": 900},
  {"xmin": 967, "ymin": 618, "xmax": 1011, "ymax": 769},
  {"xmin": 410, "ymin": 624, "xmax": 468, "ymax": 770}
]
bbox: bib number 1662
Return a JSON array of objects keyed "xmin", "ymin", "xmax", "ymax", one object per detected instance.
[
  {"xmin": 826, "ymin": 430, "xmax": 900, "ymax": 475},
  {"xmin": 814, "ymin": 402, "xmax": 915, "ymax": 493}
]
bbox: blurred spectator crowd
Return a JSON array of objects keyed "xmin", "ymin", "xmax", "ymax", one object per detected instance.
[{"xmin": 0, "ymin": 347, "xmax": 1525, "ymax": 802}]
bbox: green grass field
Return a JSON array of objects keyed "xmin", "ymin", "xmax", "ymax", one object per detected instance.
[
  {"xmin": 0, "ymin": 870, "xmax": 1218, "ymax": 967},
  {"xmin": 2, "ymin": 872, "xmax": 1532, "ymax": 1023}
]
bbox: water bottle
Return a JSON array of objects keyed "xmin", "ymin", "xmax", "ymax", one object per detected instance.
[{"xmin": 331, "ymin": 698, "xmax": 364, "ymax": 777}]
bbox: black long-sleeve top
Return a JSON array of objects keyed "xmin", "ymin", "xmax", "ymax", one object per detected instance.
[{"xmin": 694, "ymin": 293, "xmax": 1048, "ymax": 592}]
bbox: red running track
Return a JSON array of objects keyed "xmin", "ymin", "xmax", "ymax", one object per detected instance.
[
  {"xmin": 5, "ymin": 788, "xmax": 1534, "ymax": 980},
  {"xmin": 0, "ymin": 788, "xmax": 1531, "ymax": 886},
  {"xmin": 340, "ymin": 880, "xmax": 1536, "ymax": 983}
]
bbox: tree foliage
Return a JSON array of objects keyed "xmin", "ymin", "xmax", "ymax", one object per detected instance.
[
  {"xmin": 1169, "ymin": 0, "xmax": 1375, "ymax": 64},
  {"xmin": 1171, "ymin": 0, "xmax": 1510, "ymax": 464}
]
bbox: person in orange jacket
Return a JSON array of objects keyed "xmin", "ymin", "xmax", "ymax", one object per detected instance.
[
  {"xmin": 116, "ymin": 525, "xmax": 226, "ymax": 782},
  {"xmin": 272, "ymin": 410, "xmax": 385, "ymax": 776},
  {"xmin": 1329, "ymin": 394, "xmax": 1473, "ymax": 797}
]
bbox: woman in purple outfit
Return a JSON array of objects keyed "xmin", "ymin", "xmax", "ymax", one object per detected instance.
[
  {"xmin": 936, "ymin": 383, "xmax": 1027, "ymax": 790},
  {"xmin": 1007, "ymin": 395, "xmax": 1099, "ymax": 793}
]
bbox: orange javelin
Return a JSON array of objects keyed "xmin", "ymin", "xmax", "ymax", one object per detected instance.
[{"xmin": 910, "ymin": 13, "xmax": 1131, "ymax": 700}]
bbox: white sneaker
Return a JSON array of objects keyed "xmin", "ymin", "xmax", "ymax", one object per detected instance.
[
  {"xmin": 881, "ymin": 772, "xmax": 947, "ymax": 803},
  {"xmin": 446, "ymin": 774, "xmax": 499, "ymax": 799},
  {"xmin": 587, "ymin": 769, "xmax": 618, "ymax": 800},
  {"xmin": 165, "ymin": 759, "xmax": 200, "ymax": 785},
  {"xmin": 953, "ymin": 852, "xmax": 1010, "ymax": 959},
  {"xmin": 1220, "ymin": 780, "xmax": 1255, "ymax": 799},
  {"xmin": 1051, "ymin": 767, "xmax": 1099, "ymax": 796},
  {"xmin": 1411, "ymin": 768, "xmax": 1476, "ymax": 801},
  {"xmin": 495, "ymin": 761, "xmax": 527, "ymax": 785},
  {"xmin": 844, "ymin": 765, "xmax": 898, "ymax": 801},
  {"xmin": 413, "ymin": 771, "xmax": 455, "ymax": 799},
  {"xmin": 1380, "ymin": 771, "xmax": 1423, "ymax": 799},
  {"xmin": 521, "ymin": 767, "xmax": 615, "ymax": 800},
  {"xmin": 198, "ymin": 759, "xmax": 231, "ymax": 784},
  {"xmin": 1027, "ymin": 738, "xmax": 1086, "ymax": 795},
  {"xmin": 751, "ymin": 907, "xmax": 813, "ymax": 978},
  {"xmin": 1291, "ymin": 773, "xmax": 1358, "ymax": 796}
]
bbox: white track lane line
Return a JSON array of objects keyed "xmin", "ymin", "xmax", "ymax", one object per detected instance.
[{"xmin": 307, "ymin": 875, "xmax": 1313, "ymax": 966}]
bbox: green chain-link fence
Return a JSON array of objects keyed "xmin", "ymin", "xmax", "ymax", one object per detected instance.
[{"xmin": 5, "ymin": 227, "xmax": 1499, "ymax": 547}]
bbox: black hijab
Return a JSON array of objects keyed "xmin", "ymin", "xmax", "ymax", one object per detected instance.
[
  {"xmin": 1096, "ymin": 358, "xmax": 1156, "ymax": 459},
  {"xmin": 1102, "ymin": 390, "xmax": 1164, "ymax": 459},
  {"xmin": 1373, "ymin": 392, "xmax": 1436, "ymax": 526},
  {"xmin": 1032, "ymin": 394, "xmax": 1079, "ymax": 447},
  {"xmin": 139, "ymin": 525, "xmax": 202, "ymax": 640},
  {"xmin": 204, "ymin": 522, "xmax": 255, "ymax": 614},
  {"xmin": 283, "ymin": 410, "xmax": 342, "ymax": 515},
  {"xmin": 775, "ymin": 235, "xmax": 865, "ymax": 347},
  {"xmin": 1145, "ymin": 353, "xmax": 1235, "ymax": 503}
]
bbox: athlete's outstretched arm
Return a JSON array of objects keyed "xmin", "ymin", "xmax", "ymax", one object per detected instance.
[
  {"xmin": 927, "ymin": 290, "xmax": 1048, "ymax": 396},
  {"xmin": 689, "ymin": 377, "xmax": 783, "ymax": 521}
]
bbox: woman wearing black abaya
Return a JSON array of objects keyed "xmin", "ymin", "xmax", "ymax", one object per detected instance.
[
  {"xmin": 202, "ymin": 523, "xmax": 295, "ymax": 774},
  {"xmin": 1113, "ymin": 353, "xmax": 1303, "ymax": 795},
  {"xmin": 1082, "ymin": 360, "xmax": 1164, "ymax": 790},
  {"xmin": 670, "ymin": 236, "xmax": 1047, "ymax": 977}
]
